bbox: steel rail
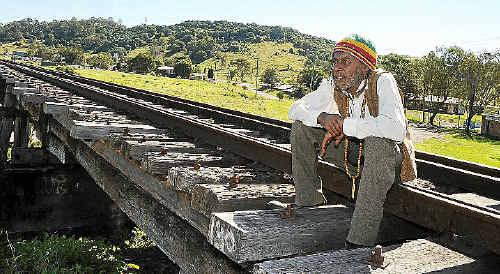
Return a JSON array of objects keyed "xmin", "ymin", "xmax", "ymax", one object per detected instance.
[
  {"xmin": 5, "ymin": 61, "xmax": 499, "ymax": 198},
  {"xmin": 2, "ymin": 61, "xmax": 500, "ymax": 256}
]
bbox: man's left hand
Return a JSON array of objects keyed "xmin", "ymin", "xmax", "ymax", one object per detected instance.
[{"xmin": 320, "ymin": 132, "xmax": 345, "ymax": 158}]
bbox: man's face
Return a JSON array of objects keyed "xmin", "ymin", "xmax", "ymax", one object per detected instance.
[{"xmin": 332, "ymin": 51, "xmax": 368, "ymax": 92}]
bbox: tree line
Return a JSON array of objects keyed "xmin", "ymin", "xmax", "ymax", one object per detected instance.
[
  {"xmin": 0, "ymin": 18, "xmax": 333, "ymax": 64},
  {"xmin": 1, "ymin": 18, "xmax": 497, "ymax": 134},
  {"xmin": 379, "ymin": 47, "xmax": 499, "ymax": 133}
]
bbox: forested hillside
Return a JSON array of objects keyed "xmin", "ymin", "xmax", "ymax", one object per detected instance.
[{"xmin": 0, "ymin": 18, "xmax": 334, "ymax": 64}]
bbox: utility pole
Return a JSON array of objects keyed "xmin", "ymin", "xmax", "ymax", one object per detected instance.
[{"xmin": 255, "ymin": 58, "xmax": 259, "ymax": 91}]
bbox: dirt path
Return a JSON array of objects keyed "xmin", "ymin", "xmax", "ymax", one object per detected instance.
[{"xmin": 410, "ymin": 125, "xmax": 446, "ymax": 144}]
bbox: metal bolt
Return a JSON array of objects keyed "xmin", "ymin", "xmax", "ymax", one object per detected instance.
[
  {"xmin": 280, "ymin": 204, "xmax": 295, "ymax": 219},
  {"xmin": 159, "ymin": 147, "xmax": 168, "ymax": 155},
  {"xmin": 229, "ymin": 175, "xmax": 240, "ymax": 188},
  {"xmin": 368, "ymin": 245, "xmax": 385, "ymax": 269}
]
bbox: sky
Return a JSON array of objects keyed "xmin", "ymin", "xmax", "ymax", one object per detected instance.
[{"xmin": 1, "ymin": 0, "xmax": 499, "ymax": 56}]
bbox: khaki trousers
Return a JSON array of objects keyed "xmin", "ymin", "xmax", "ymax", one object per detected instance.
[{"xmin": 290, "ymin": 121, "xmax": 402, "ymax": 246}]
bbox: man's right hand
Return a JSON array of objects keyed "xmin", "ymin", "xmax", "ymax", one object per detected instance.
[{"xmin": 317, "ymin": 112, "xmax": 344, "ymax": 137}]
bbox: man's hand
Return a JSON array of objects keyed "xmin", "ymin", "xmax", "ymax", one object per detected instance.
[
  {"xmin": 320, "ymin": 132, "xmax": 345, "ymax": 158},
  {"xmin": 317, "ymin": 112, "xmax": 344, "ymax": 136}
]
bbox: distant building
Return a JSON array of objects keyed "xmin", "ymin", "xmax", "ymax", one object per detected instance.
[
  {"xmin": 481, "ymin": 114, "xmax": 500, "ymax": 139},
  {"xmin": 407, "ymin": 96, "xmax": 464, "ymax": 114},
  {"xmin": 276, "ymin": 84, "xmax": 295, "ymax": 94},
  {"xmin": 11, "ymin": 51, "xmax": 29, "ymax": 61},
  {"xmin": 157, "ymin": 66, "xmax": 175, "ymax": 77},
  {"xmin": 41, "ymin": 60, "xmax": 57, "ymax": 66},
  {"xmin": 189, "ymin": 73, "xmax": 206, "ymax": 81}
]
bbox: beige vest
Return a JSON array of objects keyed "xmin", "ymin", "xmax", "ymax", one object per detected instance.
[{"xmin": 334, "ymin": 69, "xmax": 417, "ymax": 182}]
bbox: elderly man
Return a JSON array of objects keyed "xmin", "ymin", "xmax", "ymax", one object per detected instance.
[{"xmin": 289, "ymin": 34, "xmax": 414, "ymax": 247}]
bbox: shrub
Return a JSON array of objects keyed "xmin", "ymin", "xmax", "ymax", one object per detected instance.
[{"xmin": 0, "ymin": 232, "xmax": 127, "ymax": 273}]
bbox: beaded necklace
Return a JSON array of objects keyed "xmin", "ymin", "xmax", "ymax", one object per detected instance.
[{"xmin": 343, "ymin": 91, "xmax": 367, "ymax": 200}]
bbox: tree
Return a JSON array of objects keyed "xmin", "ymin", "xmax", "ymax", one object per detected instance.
[
  {"xmin": 58, "ymin": 46, "xmax": 85, "ymax": 65},
  {"xmin": 27, "ymin": 41, "xmax": 55, "ymax": 60},
  {"xmin": 460, "ymin": 51, "xmax": 500, "ymax": 134},
  {"xmin": 227, "ymin": 68, "xmax": 237, "ymax": 82},
  {"xmin": 207, "ymin": 68, "xmax": 214, "ymax": 79},
  {"xmin": 296, "ymin": 67, "xmax": 324, "ymax": 92},
  {"xmin": 174, "ymin": 58, "xmax": 193, "ymax": 78},
  {"xmin": 230, "ymin": 58, "xmax": 251, "ymax": 82},
  {"xmin": 378, "ymin": 54, "xmax": 420, "ymax": 106},
  {"xmin": 127, "ymin": 52, "xmax": 156, "ymax": 73},
  {"xmin": 261, "ymin": 67, "xmax": 279, "ymax": 88},
  {"xmin": 165, "ymin": 52, "xmax": 193, "ymax": 78},
  {"xmin": 419, "ymin": 47, "xmax": 465, "ymax": 125},
  {"xmin": 86, "ymin": 52, "xmax": 114, "ymax": 69}
]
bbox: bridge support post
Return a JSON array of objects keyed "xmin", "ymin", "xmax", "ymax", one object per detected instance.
[
  {"xmin": 13, "ymin": 114, "xmax": 30, "ymax": 148},
  {"xmin": 0, "ymin": 80, "xmax": 15, "ymax": 165}
]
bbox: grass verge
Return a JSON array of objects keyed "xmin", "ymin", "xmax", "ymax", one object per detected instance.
[{"xmin": 416, "ymin": 129, "xmax": 500, "ymax": 168}]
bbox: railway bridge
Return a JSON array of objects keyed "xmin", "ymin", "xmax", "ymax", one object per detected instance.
[{"xmin": 1, "ymin": 60, "xmax": 499, "ymax": 273}]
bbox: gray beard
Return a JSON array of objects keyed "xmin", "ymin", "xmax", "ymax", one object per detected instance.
[
  {"xmin": 335, "ymin": 76, "xmax": 357, "ymax": 93},
  {"xmin": 335, "ymin": 71, "xmax": 367, "ymax": 95}
]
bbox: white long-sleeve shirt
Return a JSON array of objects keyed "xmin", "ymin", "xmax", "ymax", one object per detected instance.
[{"xmin": 288, "ymin": 73, "xmax": 406, "ymax": 142}]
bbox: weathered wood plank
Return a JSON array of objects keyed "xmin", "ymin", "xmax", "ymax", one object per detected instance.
[
  {"xmin": 86, "ymin": 134, "xmax": 300, "ymax": 239},
  {"xmin": 70, "ymin": 121, "xmax": 166, "ymax": 140},
  {"xmin": 141, "ymin": 151, "xmax": 233, "ymax": 175},
  {"xmin": 123, "ymin": 140, "xmax": 199, "ymax": 160},
  {"xmin": 43, "ymin": 102, "xmax": 69, "ymax": 115},
  {"xmin": 0, "ymin": 92, "xmax": 16, "ymax": 163},
  {"xmin": 11, "ymin": 86, "xmax": 37, "ymax": 96},
  {"xmin": 46, "ymin": 118, "xmax": 243, "ymax": 273},
  {"xmin": 192, "ymin": 183, "xmax": 295, "ymax": 217},
  {"xmin": 84, "ymin": 136, "xmax": 213, "ymax": 234},
  {"xmin": 385, "ymin": 183, "xmax": 500, "ymax": 256},
  {"xmin": 208, "ymin": 205, "xmax": 353, "ymax": 263},
  {"xmin": 13, "ymin": 115, "xmax": 29, "ymax": 148},
  {"xmin": 252, "ymin": 239, "xmax": 499, "ymax": 274},
  {"xmin": 46, "ymin": 134, "xmax": 76, "ymax": 164},
  {"xmin": 10, "ymin": 147, "xmax": 61, "ymax": 165},
  {"xmin": 19, "ymin": 92, "xmax": 46, "ymax": 105},
  {"xmin": 168, "ymin": 166, "xmax": 287, "ymax": 192}
]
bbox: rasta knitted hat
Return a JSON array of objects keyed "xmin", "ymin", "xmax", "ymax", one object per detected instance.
[{"xmin": 334, "ymin": 34, "xmax": 377, "ymax": 70}]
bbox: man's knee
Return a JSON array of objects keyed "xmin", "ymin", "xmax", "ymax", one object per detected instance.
[
  {"xmin": 291, "ymin": 120, "xmax": 305, "ymax": 134},
  {"xmin": 291, "ymin": 120, "xmax": 313, "ymax": 144},
  {"xmin": 363, "ymin": 136, "xmax": 397, "ymax": 158}
]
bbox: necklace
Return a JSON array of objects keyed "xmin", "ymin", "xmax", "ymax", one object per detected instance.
[{"xmin": 344, "ymin": 99, "xmax": 364, "ymax": 200}]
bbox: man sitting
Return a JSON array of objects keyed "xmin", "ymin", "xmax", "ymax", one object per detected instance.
[{"xmin": 289, "ymin": 34, "xmax": 413, "ymax": 247}]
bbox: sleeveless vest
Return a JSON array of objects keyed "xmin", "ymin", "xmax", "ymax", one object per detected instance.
[{"xmin": 333, "ymin": 69, "xmax": 417, "ymax": 182}]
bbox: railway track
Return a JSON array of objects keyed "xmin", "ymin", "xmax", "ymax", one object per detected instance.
[
  {"xmin": 4, "ymin": 60, "xmax": 499, "ymax": 197},
  {"xmin": 1, "ymin": 60, "xmax": 500, "ymax": 266}
]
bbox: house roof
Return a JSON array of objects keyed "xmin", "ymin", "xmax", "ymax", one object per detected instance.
[{"xmin": 157, "ymin": 66, "xmax": 174, "ymax": 70}]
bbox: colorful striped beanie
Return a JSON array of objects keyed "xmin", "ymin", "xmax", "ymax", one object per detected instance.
[{"xmin": 334, "ymin": 34, "xmax": 377, "ymax": 70}]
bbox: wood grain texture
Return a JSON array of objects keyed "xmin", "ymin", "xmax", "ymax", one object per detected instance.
[
  {"xmin": 47, "ymin": 121, "xmax": 244, "ymax": 274},
  {"xmin": 192, "ymin": 183, "xmax": 294, "ymax": 217},
  {"xmin": 70, "ymin": 121, "xmax": 166, "ymax": 140},
  {"xmin": 252, "ymin": 239, "xmax": 499, "ymax": 274},
  {"xmin": 168, "ymin": 166, "xmax": 287, "ymax": 192},
  {"xmin": 208, "ymin": 205, "xmax": 353, "ymax": 263},
  {"xmin": 141, "ymin": 151, "xmax": 232, "ymax": 175}
]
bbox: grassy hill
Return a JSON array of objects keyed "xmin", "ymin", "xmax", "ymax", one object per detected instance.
[{"xmin": 199, "ymin": 42, "xmax": 306, "ymax": 85}]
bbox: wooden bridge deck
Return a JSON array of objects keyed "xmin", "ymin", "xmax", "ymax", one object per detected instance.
[{"xmin": 1, "ymin": 67, "xmax": 498, "ymax": 273}]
